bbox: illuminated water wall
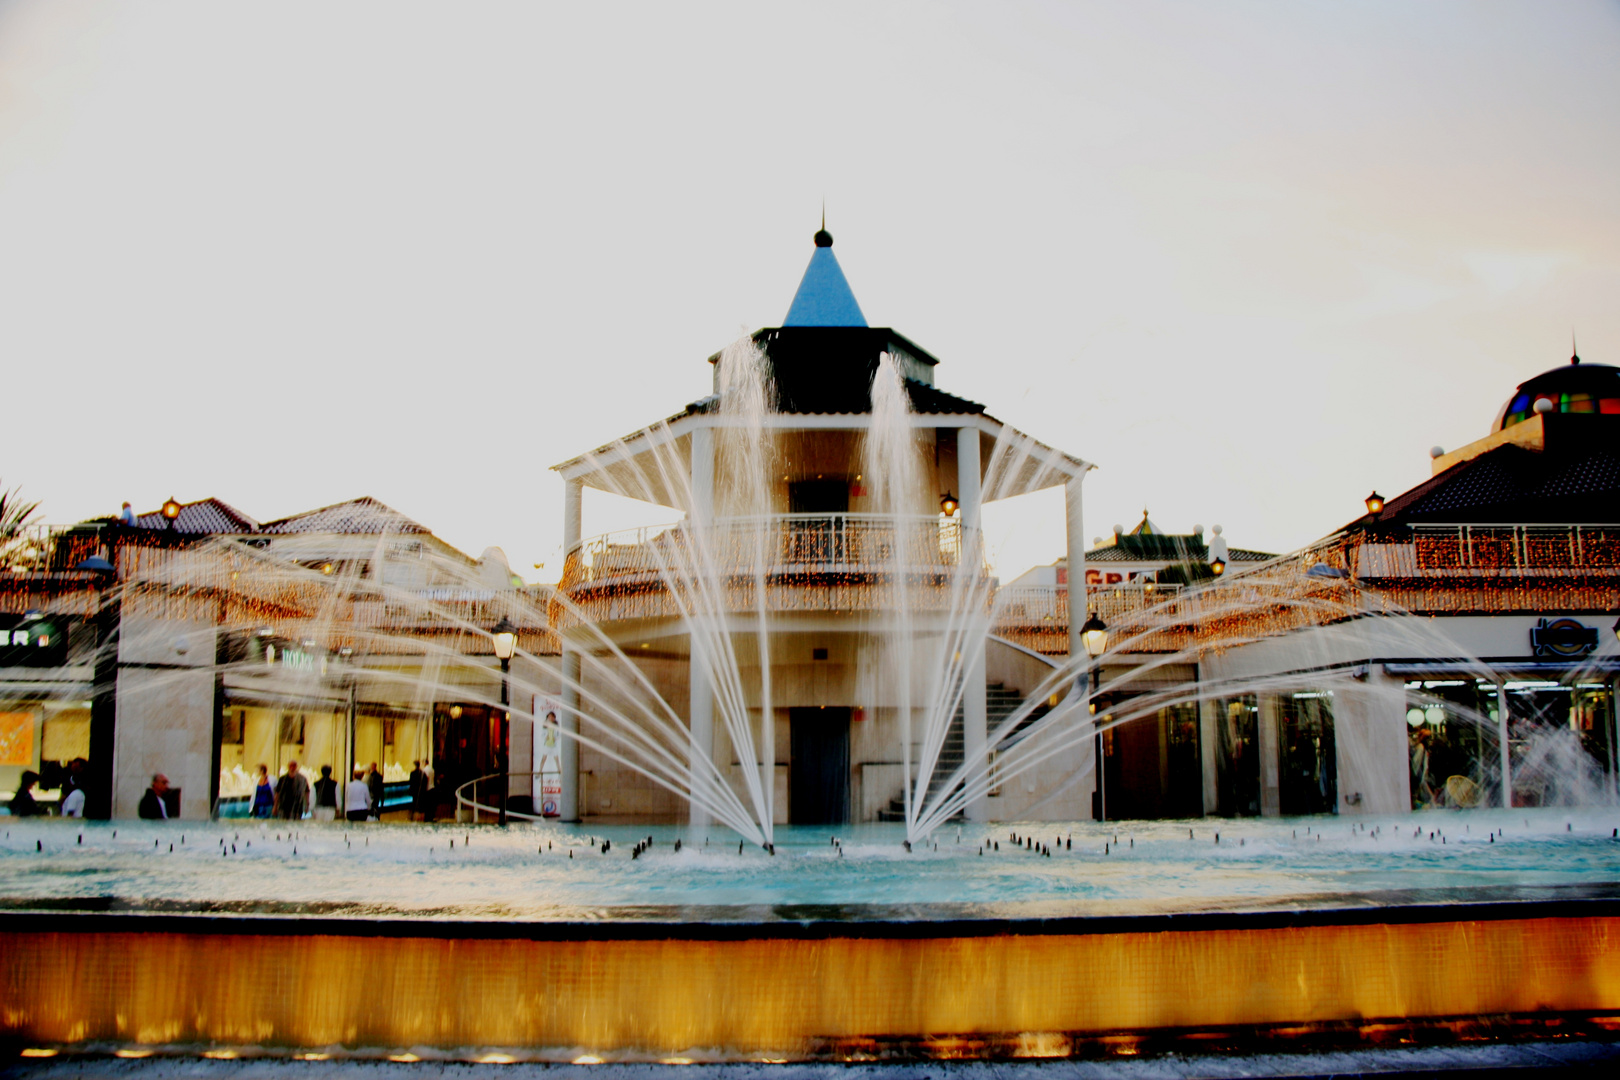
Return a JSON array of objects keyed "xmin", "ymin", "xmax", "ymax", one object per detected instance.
[{"xmin": 5, "ymin": 911, "xmax": 1619, "ymax": 1057}]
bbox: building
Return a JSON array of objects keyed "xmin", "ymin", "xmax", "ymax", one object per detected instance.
[
  {"xmin": 1, "ymin": 496, "xmax": 552, "ymax": 820},
  {"xmin": 549, "ymin": 226, "xmax": 1097, "ymax": 829}
]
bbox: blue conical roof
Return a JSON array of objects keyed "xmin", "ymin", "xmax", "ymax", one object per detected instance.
[{"xmin": 783, "ymin": 235, "xmax": 867, "ymax": 327}]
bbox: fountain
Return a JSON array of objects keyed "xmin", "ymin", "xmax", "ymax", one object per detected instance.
[{"xmin": 3, "ymin": 229, "xmax": 1619, "ymax": 1063}]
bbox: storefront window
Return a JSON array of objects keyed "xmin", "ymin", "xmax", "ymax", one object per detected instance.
[
  {"xmin": 1404, "ymin": 680, "xmax": 1499, "ymax": 810},
  {"xmin": 1278, "ymin": 692, "xmax": 1336, "ymax": 815},
  {"xmin": 1214, "ymin": 695, "xmax": 1260, "ymax": 817},
  {"xmin": 1504, "ymin": 680, "xmax": 1614, "ymax": 807}
]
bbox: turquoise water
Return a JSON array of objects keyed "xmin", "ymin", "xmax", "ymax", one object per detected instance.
[{"xmin": 2, "ymin": 809, "xmax": 1618, "ymax": 921}]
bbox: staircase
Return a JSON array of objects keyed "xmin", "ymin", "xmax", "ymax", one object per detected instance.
[{"xmin": 875, "ymin": 682, "xmax": 1039, "ymax": 822}]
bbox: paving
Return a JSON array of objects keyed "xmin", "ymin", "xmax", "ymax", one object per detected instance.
[{"xmin": 5, "ymin": 1040, "xmax": 1620, "ymax": 1080}]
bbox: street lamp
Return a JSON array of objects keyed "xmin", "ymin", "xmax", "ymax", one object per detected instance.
[
  {"xmin": 1364, "ymin": 491, "xmax": 1385, "ymax": 516},
  {"xmin": 939, "ymin": 492, "xmax": 959, "ymax": 516},
  {"xmin": 161, "ymin": 497, "xmax": 182, "ymax": 530},
  {"xmin": 491, "ymin": 617, "xmax": 518, "ymax": 825},
  {"xmin": 1079, "ymin": 612, "xmax": 1109, "ymax": 823},
  {"xmin": 1210, "ymin": 555, "xmax": 1227, "ymax": 576}
]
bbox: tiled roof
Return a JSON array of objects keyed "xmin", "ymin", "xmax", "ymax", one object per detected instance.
[
  {"xmin": 133, "ymin": 498, "xmax": 259, "ymax": 535},
  {"xmin": 1085, "ymin": 539, "xmax": 1272, "ymax": 563},
  {"xmin": 1366, "ymin": 441, "xmax": 1620, "ymax": 527},
  {"xmin": 259, "ymin": 497, "xmax": 430, "ymax": 535}
]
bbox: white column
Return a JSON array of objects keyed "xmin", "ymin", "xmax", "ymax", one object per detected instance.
[
  {"xmin": 688, "ymin": 426, "xmax": 715, "ymax": 832},
  {"xmin": 1258, "ymin": 693, "xmax": 1281, "ymax": 816},
  {"xmin": 1198, "ymin": 696, "xmax": 1220, "ymax": 815},
  {"xmin": 559, "ymin": 479, "xmax": 584, "ymax": 821},
  {"xmin": 1497, "ymin": 679, "xmax": 1512, "ymax": 809},
  {"xmin": 956, "ymin": 427, "xmax": 988, "ymax": 821},
  {"xmin": 1064, "ymin": 473, "xmax": 1088, "ymax": 661}
]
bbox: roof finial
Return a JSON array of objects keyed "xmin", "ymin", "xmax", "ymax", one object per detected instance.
[
  {"xmin": 814, "ymin": 202, "xmax": 833, "ymax": 248},
  {"xmin": 1572, "ymin": 329, "xmax": 1580, "ymax": 365}
]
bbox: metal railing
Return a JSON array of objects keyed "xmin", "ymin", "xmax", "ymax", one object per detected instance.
[
  {"xmin": 1, "ymin": 523, "xmax": 109, "ymax": 573},
  {"xmin": 553, "ymin": 514, "xmax": 982, "ymax": 629}
]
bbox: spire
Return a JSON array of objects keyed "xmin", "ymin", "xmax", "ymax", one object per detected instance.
[{"xmin": 784, "ymin": 218, "xmax": 866, "ymax": 327}]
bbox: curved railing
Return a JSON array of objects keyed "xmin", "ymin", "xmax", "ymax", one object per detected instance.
[
  {"xmin": 552, "ymin": 514, "xmax": 984, "ymax": 629},
  {"xmin": 454, "ymin": 772, "xmax": 549, "ymax": 823}
]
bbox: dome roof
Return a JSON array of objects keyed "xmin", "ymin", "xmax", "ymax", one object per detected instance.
[{"xmin": 1493, "ymin": 351, "xmax": 1620, "ymax": 432}]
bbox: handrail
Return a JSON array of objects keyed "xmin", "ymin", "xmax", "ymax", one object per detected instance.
[{"xmin": 453, "ymin": 772, "xmax": 554, "ymax": 823}]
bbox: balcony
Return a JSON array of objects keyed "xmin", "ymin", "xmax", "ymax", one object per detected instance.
[
  {"xmin": 554, "ymin": 514, "xmax": 978, "ymax": 630},
  {"xmin": 992, "ymin": 582, "xmax": 1189, "ymax": 655}
]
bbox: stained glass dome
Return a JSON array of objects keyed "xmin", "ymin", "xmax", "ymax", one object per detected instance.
[{"xmin": 1493, "ymin": 353, "xmax": 1620, "ymax": 431}]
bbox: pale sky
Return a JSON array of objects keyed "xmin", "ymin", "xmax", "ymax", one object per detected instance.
[{"xmin": 2, "ymin": 1, "xmax": 1617, "ymax": 582}]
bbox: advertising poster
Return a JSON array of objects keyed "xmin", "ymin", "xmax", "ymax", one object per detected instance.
[{"xmin": 535, "ymin": 697, "xmax": 563, "ymax": 817}]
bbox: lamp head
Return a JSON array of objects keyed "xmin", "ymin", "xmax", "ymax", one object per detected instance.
[
  {"xmin": 1211, "ymin": 556, "xmax": 1226, "ymax": 576},
  {"xmin": 492, "ymin": 616, "xmax": 519, "ymax": 660},
  {"xmin": 1364, "ymin": 491, "xmax": 1385, "ymax": 516},
  {"xmin": 161, "ymin": 497, "xmax": 182, "ymax": 522},
  {"xmin": 1079, "ymin": 613, "xmax": 1109, "ymax": 658},
  {"xmin": 939, "ymin": 492, "xmax": 959, "ymax": 516}
]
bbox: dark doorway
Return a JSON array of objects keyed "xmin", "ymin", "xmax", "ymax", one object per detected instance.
[
  {"xmin": 1216, "ymin": 696, "xmax": 1262, "ymax": 816},
  {"xmin": 433, "ymin": 704, "xmax": 503, "ymax": 816},
  {"xmin": 788, "ymin": 480, "xmax": 849, "ymax": 514},
  {"xmin": 789, "ymin": 707, "xmax": 850, "ymax": 825}
]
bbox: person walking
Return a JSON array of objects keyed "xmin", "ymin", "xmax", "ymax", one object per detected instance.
[
  {"xmin": 137, "ymin": 774, "xmax": 171, "ymax": 819},
  {"xmin": 250, "ymin": 764, "xmax": 274, "ymax": 818},
  {"xmin": 273, "ymin": 761, "xmax": 309, "ymax": 820},
  {"xmin": 365, "ymin": 761, "xmax": 384, "ymax": 821},
  {"xmin": 8, "ymin": 771, "xmax": 43, "ymax": 817},
  {"xmin": 312, "ymin": 765, "xmax": 339, "ymax": 822},
  {"xmin": 408, "ymin": 761, "xmax": 426, "ymax": 821},
  {"xmin": 345, "ymin": 768, "xmax": 371, "ymax": 823}
]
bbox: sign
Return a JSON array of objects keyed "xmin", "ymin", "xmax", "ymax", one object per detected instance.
[
  {"xmin": 0, "ymin": 713, "xmax": 34, "ymax": 767},
  {"xmin": 0, "ymin": 614, "xmax": 75, "ymax": 668},
  {"xmin": 535, "ymin": 696, "xmax": 563, "ymax": 817},
  {"xmin": 1529, "ymin": 617, "xmax": 1600, "ymax": 658}
]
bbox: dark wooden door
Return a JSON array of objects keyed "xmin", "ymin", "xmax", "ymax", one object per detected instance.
[{"xmin": 789, "ymin": 707, "xmax": 850, "ymax": 825}]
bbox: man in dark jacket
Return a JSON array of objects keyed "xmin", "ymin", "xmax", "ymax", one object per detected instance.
[
  {"xmin": 137, "ymin": 774, "xmax": 171, "ymax": 819},
  {"xmin": 365, "ymin": 762, "xmax": 384, "ymax": 820},
  {"xmin": 408, "ymin": 761, "xmax": 426, "ymax": 821},
  {"xmin": 273, "ymin": 761, "xmax": 309, "ymax": 820}
]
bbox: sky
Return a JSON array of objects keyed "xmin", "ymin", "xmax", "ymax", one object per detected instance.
[{"xmin": 2, "ymin": 1, "xmax": 1617, "ymax": 582}]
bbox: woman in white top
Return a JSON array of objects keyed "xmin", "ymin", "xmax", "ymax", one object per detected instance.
[
  {"xmin": 60, "ymin": 787, "xmax": 85, "ymax": 817},
  {"xmin": 344, "ymin": 769, "xmax": 372, "ymax": 823}
]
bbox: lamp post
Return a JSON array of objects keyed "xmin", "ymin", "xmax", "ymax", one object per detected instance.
[
  {"xmin": 491, "ymin": 617, "xmax": 518, "ymax": 825},
  {"xmin": 161, "ymin": 497, "xmax": 182, "ymax": 531},
  {"xmin": 1080, "ymin": 612, "xmax": 1109, "ymax": 822}
]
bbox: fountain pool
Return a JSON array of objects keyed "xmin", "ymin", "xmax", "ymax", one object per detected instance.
[
  {"xmin": 2, "ymin": 811, "xmax": 1619, "ymax": 919},
  {"xmin": 5, "ymin": 811, "xmax": 1620, "ymax": 1061}
]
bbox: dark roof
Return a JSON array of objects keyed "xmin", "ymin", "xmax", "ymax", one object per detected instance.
[
  {"xmin": 1085, "ymin": 536, "xmax": 1273, "ymax": 562},
  {"xmin": 259, "ymin": 497, "xmax": 431, "ymax": 535},
  {"xmin": 1359, "ymin": 414, "xmax": 1620, "ymax": 528},
  {"xmin": 709, "ymin": 326, "xmax": 979, "ymax": 415},
  {"xmin": 133, "ymin": 498, "xmax": 259, "ymax": 535}
]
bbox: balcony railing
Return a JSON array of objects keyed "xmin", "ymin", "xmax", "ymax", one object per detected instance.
[
  {"xmin": 555, "ymin": 514, "xmax": 979, "ymax": 628},
  {"xmin": 1354, "ymin": 525, "xmax": 1620, "ymax": 578}
]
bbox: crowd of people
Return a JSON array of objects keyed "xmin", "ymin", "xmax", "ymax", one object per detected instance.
[{"xmin": 8, "ymin": 758, "xmax": 443, "ymax": 821}]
